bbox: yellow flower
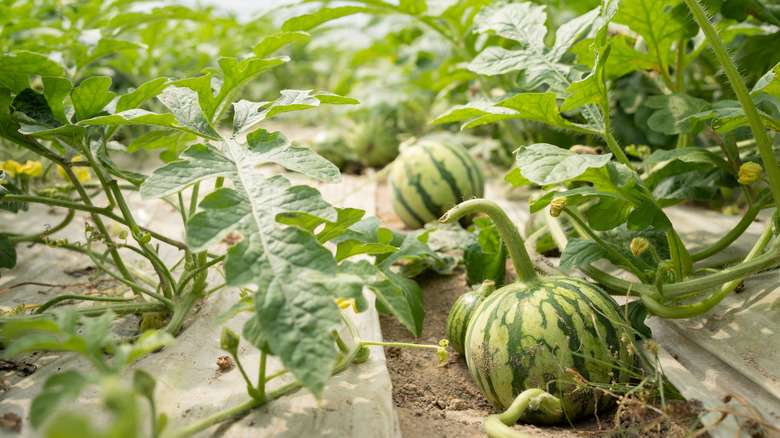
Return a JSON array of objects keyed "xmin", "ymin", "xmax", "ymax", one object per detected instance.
[
  {"xmin": 737, "ymin": 162, "xmax": 763, "ymax": 185},
  {"xmin": 2, "ymin": 160, "xmax": 21, "ymax": 178},
  {"xmin": 18, "ymin": 160, "xmax": 42, "ymax": 177},
  {"xmin": 57, "ymin": 156, "xmax": 91, "ymax": 182}
]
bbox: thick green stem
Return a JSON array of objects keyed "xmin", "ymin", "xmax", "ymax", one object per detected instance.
[
  {"xmin": 584, "ymin": 239, "xmax": 780, "ymax": 300},
  {"xmin": 483, "ymin": 389, "xmax": 562, "ymax": 438},
  {"xmin": 691, "ymin": 205, "xmax": 760, "ymax": 261},
  {"xmin": 643, "ymin": 218, "xmax": 777, "ymax": 318},
  {"xmin": 684, "ymin": 0, "xmax": 780, "ymax": 213},
  {"xmin": 0, "ymin": 302, "xmax": 167, "ymax": 323},
  {"xmin": 34, "ymin": 295, "xmax": 135, "ymax": 314},
  {"xmin": 257, "ymin": 350, "xmax": 267, "ymax": 401},
  {"xmin": 163, "ymin": 287, "xmax": 204, "ymax": 335},
  {"xmin": 440, "ymin": 199, "xmax": 539, "ymax": 284}
]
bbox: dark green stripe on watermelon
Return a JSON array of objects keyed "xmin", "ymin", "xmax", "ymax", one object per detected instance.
[
  {"xmin": 421, "ymin": 144, "xmax": 468, "ymax": 202},
  {"xmin": 388, "ymin": 176, "xmax": 428, "ymax": 229}
]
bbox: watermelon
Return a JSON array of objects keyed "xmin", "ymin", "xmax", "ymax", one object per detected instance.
[
  {"xmin": 446, "ymin": 280, "xmax": 495, "ymax": 355},
  {"xmin": 389, "ymin": 137, "xmax": 484, "ymax": 229},
  {"xmin": 440, "ymin": 199, "xmax": 634, "ymax": 425},
  {"xmin": 464, "ymin": 276, "xmax": 632, "ymax": 424}
]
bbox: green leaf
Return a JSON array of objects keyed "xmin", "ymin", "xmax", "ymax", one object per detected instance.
[
  {"xmin": 464, "ymin": 217, "xmax": 507, "ymax": 287},
  {"xmin": 246, "ymin": 129, "xmax": 341, "ymax": 183},
  {"xmin": 209, "ymin": 57, "xmax": 289, "ymax": 118},
  {"xmin": 469, "ymin": 2, "xmax": 600, "ymax": 92},
  {"xmin": 254, "ymin": 31, "xmax": 311, "ymax": 58},
  {"xmin": 233, "ymin": 90, "xmax": 358, "ymax": 135},
  {"xmin": 433, "ymin": 93, "xmax": 592, "ymax": 132},
  {"xmin": 685, "ymin": 101, "xmax": 780, "ymax": 135},
  {"xmin": 645, "ymin": 94, "xmax": 710, "ymax": 135},
  {"xmin": 141, "ymin": 134, "xmax": 342, "ymax": 396},
  {"xmin": 333, "ymin": 260, "xmax": 418, "ymax": 333},
  {"xmin": 119, "ymin": 330, "xmax": 175, "ymax": 365},
  {"xmin": 613, "ymin": 0, "xmax": 690, "ymax": 72},
  {"xmin": 78, "ymin": 109, "xmax": 179, "ymax": 129},
  {"xmin": 41, "ymin": 77, "xmax": 73, "ymax": 124},
  {"xmin": 511, "ymin": 143, "xmax": 612, "ymax": 186},
  {"xmin": 734, "ymin": 31, "xmax": 780, "ymax": 85},
  {"xmin": 73, "ymin": 38, "xmax": 144, "ymax": 71},
  {"xmin": 126, "ymin": 130, "xmax": 197, "ymax": 162},
  {"xmin": 588, "ymin": 196, "xmax": 633, "ymax": 231},
  {"xmin": 626, "ymin": 197, "xmax": 672, "ymax": 232},
  {"xmin": 626, "ymin": 300, "xmax": 652, "ymax": 339},
  {"xmin": 496, "ymin": 93, "xmax": 586, "ymax": 130},
  {"xmin": 572, "ymin": 35, "xmax": 656, "ymax": 80},
  {"xmin": 643, "ymin": 147, "xmax": 731, "ymax": 188},
  {"xmin": 157, "ymin": 86, "xmax": 221, "ymax": 140},
  {"xmin": 30, "ymin": 370, "xmax": 88, "ymax": 428},
  {"xmin": 282, "ymin": 6, "xmax": 369, "ymax": 32},
  {"xmin": 0, "ymin": 233, "xmax": 16, "ymax": 269},
  {"xmin": 70, "ymin": 77, "xmax": 116, "ymax": 122},
  {"xmin": 559, "ymin": 237, "xmax": 625, "ymax": 271},
  {"xmin": 12, "ymin": 88, "xmax": 62, "ymax": 130},
  {"xmin": 0, "ymin": 51, "xmax": 65, "ymax": 93},
  {"xmin": 116, "ymin": 78, "xmax": 170, "ymax": 113},
  {"xmin": 752, "ymin": 62, "xmax": 780, "ymax": 98},
  {"xmin": 335, "ymin": 240, "xmax": 398, "ymax": 262},
  {"xmin": 562, "ymin": 44, "xmax": 610, "ymax": 112}
]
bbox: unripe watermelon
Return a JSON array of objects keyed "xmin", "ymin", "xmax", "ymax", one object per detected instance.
[
  {"xmin": 446, "ymin": 280, "xmax": 495, "ymax": 355},
  {"xmin": 464, "ymin": 276, "xmax": 633, "ymax": 424},
  {"xmin": 389, "ymin": 137, "xmax": 484, "ymax": 229}
]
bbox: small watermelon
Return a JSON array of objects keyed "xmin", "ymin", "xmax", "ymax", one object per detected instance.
[
  {"xmin": 464, "ymin": 276, "xmax": 633, "ymax": 424},
  {"xmin": 440, "ymin": 199, "xmax": 634, "ymax": 425},
  {"xmin": 389, "ymin": 137, "xmax": 484, "ymax": 229},
  {"xmin": 446, "ymin": 280, "xmax": 495, "ymax": 355}
]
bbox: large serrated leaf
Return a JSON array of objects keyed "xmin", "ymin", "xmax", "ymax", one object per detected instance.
[
  {"xmin": 469, "ymin": 2, "xmax": 599, "ymax": 92},
  {"xmin": 140, "ymin": 133, "xmax": 343, "ymax": 396}
]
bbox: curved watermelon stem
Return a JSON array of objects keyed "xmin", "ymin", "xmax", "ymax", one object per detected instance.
[
  {"xmin": 483, "ymin": 389, "xmax": 562, "ymax": 438},
  {"xmin": 440, "ymin": 199, "xmax": 539, "ymax": 284}
]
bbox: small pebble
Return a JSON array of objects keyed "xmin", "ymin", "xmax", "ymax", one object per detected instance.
[{"xmin": 448, "ymin": 399, "xmax": 468, "ymax": 411}]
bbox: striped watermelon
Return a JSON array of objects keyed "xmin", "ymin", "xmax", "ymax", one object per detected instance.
[
  {"xmin": 464, "ymin": 276, "xmax": 633, "ymax": 424},
  {"xmin": 389, "ymin": 137, "xmax": 484, "ymax": 229},
  {"xmin": 446, "ymin": 280, "xmax": 495, "ymax": 355}
]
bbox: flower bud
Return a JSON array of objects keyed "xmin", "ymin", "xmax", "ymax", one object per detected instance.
[
  {"xmin": 549, "ymin": 197, "xmax": 567, "ymax": 217},
  {"xmin": 630, "ymin": 237, "xmax": 650, "ymax": 256},
  {"xmin": 737, "ymin": 162, "xmax": 763, "ymax": 185}
]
